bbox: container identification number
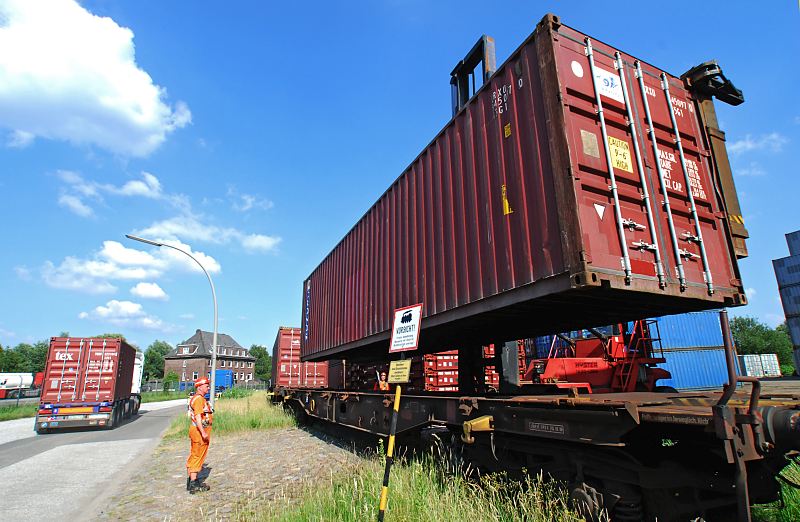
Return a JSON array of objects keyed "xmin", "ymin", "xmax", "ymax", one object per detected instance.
[{"xmin": 492, "ymin": 84, "xmax": 512, "ymax": 116}]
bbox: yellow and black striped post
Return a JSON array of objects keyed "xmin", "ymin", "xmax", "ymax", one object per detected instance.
[{"xmin": 377, "ymin": 384, "xmax": 402, "ymax": 521}]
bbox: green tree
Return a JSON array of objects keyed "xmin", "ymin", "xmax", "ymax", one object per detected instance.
[
  {"xmin": 94, "ymin": 333, "xmax": 126, "ymax": 339},
  {"xmin": 730, "ymin": 316, "xmax": 794, "ymax": 371},
  {"xmin": 249, "ymin": 344, "xmax": 272, "ymax": 381},
  {"xmin": 164, "ymin": 370, "xmax": 180, "ymax": 391},
  {"xmin": 144, "ymin": 340, "xmax": 173, "ymax": 380},
  {"xmin": 0, "ymin": 347, "xmax": 24, "ymax": 372}
]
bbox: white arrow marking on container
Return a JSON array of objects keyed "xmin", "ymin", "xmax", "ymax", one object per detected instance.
[{"xmin": 594, "ymin": 203, "xmax": 606, "ymax": 220}]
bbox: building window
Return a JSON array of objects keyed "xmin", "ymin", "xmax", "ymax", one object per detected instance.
[
  {"xmin": 182, "ymin": 360, "xmax": 187, "ymax": 368},
  {"xmin": 208, "ymin": 360, "xmax": 212, "ymax": 367},
  {"xmin": 248, "ymin": 362, "xmax": 253, "ymax": 368},
  {"xmin": 193, "ymin": 372, "xmax": 198, "ymax": 380},
  {"xmin": 220, "ymin": 360, "xmax": 224, "ymax": 367},
  {"xmin": 181, "ymin": 371, "xmax": 186, "ymax": 381}
]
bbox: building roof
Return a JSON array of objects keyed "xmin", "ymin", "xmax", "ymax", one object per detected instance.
[{"xmin": 165, "ymin": 329, "xmax": 255, "ymax": 360}]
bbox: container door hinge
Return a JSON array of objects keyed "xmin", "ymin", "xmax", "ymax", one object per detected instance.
[
  {"xmin": 678, "ymin": 249, "xmax": 700, "ymax": 260},
  {"xmin": 462, "ymin": 415, "xmax": 494, "ymax": 444}
]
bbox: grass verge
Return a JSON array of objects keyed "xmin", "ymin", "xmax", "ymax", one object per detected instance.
[
  {"xmin": 141, "ymin": 390, "xmax": 189, "ymax": 403},
  {"xmin": 0, "ymin": 403, "xmax": 38, "ymax": 421},
  {"xmin": 753, "ymin": 460, "xmax": 800, "ymax": 522},
  {"xmin": 163, "ymin": 391, "xmax": 294, "ymax": 440},
  {"xmin": 248, "ymin": 452, "xmax": 585, "ymax": 522}
]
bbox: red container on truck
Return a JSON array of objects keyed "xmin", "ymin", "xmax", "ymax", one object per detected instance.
[
  {"xmin": 301, "ymin": 14, "xmax": 747, "ymax": 362},
  {"xmin": 35, "ymin": 337, "xmax": 141, "ymax": 433}
]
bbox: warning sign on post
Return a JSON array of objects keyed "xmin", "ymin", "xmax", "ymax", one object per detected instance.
[
  {"xmin": 388, "ymin": 360, "xmax": 412, "ymax": 384},
  {"xmin": 389, "ymin": 303, "xmax": 423, "ymax": 353}
]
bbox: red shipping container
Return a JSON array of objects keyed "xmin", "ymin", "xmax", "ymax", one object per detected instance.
[
  {"xmin": 271, "ymin": 327, "xmax": 304, "ymax": 388},
  {"xmin": 300, "ymin": 361, "xmax": 329, "ymax": 388},
  {"xmin": 301, "ymin": 14, "xmax": 745, "ymax": 362},
  {"xmin": 40, "ymin": 337, "xmax": 135, "ymax": 404}
]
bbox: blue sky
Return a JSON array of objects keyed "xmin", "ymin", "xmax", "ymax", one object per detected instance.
[{"xmin": 1, "ymin": 1, "xmax": 798, "ymax": 351}]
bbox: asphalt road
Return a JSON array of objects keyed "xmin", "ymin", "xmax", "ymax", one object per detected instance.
[
  {"xmin": 0, "ymin": 400, "xmax": 185, "ymax": 521},
  {"xmin": 0, "ymin": 396, "xmax": 40, "ymax": 406}
]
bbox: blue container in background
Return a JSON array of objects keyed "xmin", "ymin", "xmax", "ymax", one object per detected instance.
[
  {"xmin": 653, "ymin": 311, "xmax": 724, "ymax": 349},
  {"xmin": 656, "ymin": 348, "xmax": 739, "ymax": 390},
  {"xmin": 214, "ymin": 369, "xmax": 234, "ymax": 391}
]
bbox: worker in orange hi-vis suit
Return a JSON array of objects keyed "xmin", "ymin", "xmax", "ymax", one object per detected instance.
[{"xmin": 186, "ymin": 377, "xmax": 213, "ymax": 494}]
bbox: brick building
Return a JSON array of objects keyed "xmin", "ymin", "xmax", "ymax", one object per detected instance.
[{"xmin": 164, "ymin": 329, "xmax": 256, "ymax": 384}]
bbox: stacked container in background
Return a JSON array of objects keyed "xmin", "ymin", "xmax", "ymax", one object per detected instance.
[
  {"xmin": 424, "ymin": 350, "xmax": 458, "ymax": 392},
  {"xmin": 738, "ymin": 354, "xmax": 782, "ymax": 378},
  {"xmin": 652, "ymin": 311, "xmax": 737, "ymax": 390},
  {"xmin": 271, "ymin": 327, "xmax": 330, "ymax": 389},
  {"xmin": 773, "ymin": 230, "xmax": 800, "ymax": 373}
]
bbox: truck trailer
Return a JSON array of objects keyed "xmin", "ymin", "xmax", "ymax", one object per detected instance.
[{"xmin": 35, "ymin": 337, "xmax": 141, "ymax": 433}]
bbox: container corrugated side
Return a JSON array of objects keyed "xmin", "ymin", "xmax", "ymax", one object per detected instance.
[
  {"xmin": 653, "ymin": 311, "xmax": 723, "ymax": 349},
  {"xmin": 300, "ymin": 14, "xmax": 745, "ymax": 362},
  {"xmin": 272, "ymin": 327, "xmax": 303, "ymax": 388},
  {"xmin": 657, "ymin": 348, "xmax": 737, "ymax": 390},
  {"xmin": 774, "ymin": 256, "xmax": 800, "ymax": 289},
  {"xmin": 778, "ymin": 285, "xmax": 800, "ymax": 316},
  {"xmin": 41, "ymin": 337, "xmax": 134, "ymax": 404},
  {"xmin": 787, "ymin": 317, "xmax": 800, "ymax": 347},
  {"xmin": 738, "ymin": 354, "xmax": 765, "ymax": 378},
  {"xmin": 787, "ymin": 231, "xmax": 800, "ymax": 257},
  {"xmin": 759, "ymin": 354, "xmax": 782, "ymax": 377}
]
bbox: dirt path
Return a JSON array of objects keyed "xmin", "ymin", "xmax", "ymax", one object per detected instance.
[{"xmin": 94, "ymin": 427, "xmax": 362, "ymax": 521}]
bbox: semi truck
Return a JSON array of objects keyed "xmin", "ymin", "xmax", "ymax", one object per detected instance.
[
  {"xmin": 35, "ymin": 337, "xmax": 141, "ymax": 434},
  {"xmin": 0, "ymin": 372, "xmax": 44, "ymax": 399}
]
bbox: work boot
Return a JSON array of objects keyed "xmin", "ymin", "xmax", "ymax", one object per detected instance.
[
  {"xmin": 188, "ymin": 480, "xmax": 210, "ymax": 494},
  {"xmin": 186, "ymin": 477, "xmax": 191, "ymax": 491}
]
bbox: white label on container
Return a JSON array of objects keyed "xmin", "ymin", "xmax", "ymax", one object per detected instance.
[
  {"xmin": 594, "ymin": 67, "xmax": 624, "ymax": 103},
  {"xmin": 571, "ymin": 60, "xmax": 584, "ymax": 78}
]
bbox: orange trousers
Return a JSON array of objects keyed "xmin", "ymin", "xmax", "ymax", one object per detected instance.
[{"xmin": 186, "ymin": 425, "xmax": 212, "ymax": 473}]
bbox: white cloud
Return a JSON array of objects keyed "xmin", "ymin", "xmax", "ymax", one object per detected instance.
[
  {"xmin": 42, "ymin": 259, "xmax": 118, "ymax": 294},
  {"xmin": 79, "ymin": 299, "xmax": 172, "ymax": 332},
  {"xmin": 241, "ymin": 233, "xmax": 281, "ymax": 252},
  {"xmin": 131, "ymin": 282, "xmax": 168, "ymax": 300},
  {"xmin": 41, "ymin": 239, "xmax": 221, "ymax": 294},
  {"xmin": 745, "ymin": 287, "xmax": 757, "ymax": 300},
  {"xmin": 6, "ymin": 129, "xmax": 33, "ymax": 148},
  {"xmin": 729, "ymin": 133, "xmax": 788, "ymax": 155},
  {"xmin": 0, "ymin": 0, "xmax": 190, "ymax": 156},
  {"xmin": 736, "ymin": 162, "xmax": 766, "ymax": 177},
  {"xmin": 179, "ymin": 313, "xmax": 195, "ymax": 320},
  {"xmin": 227, "ymin": 187, "xmax": 274, "ymax": 212},
  {"xmin": 56, "ymin": 171, "xmax": 173, "ymax": 218},
  {"xmin": 58, "ymin": 193, "xmax": 94, "ymax": 217},
  {"xmin": 113, "ymin": 172, "xmax": 162, "ymax": 198},
  {"xmin": 14, "ymin": 265, "xmax": 31, "ymax": 281},
  {"xmin": 100, "ymin": 240, "xmax": 162, "ymax": 267},
  {"xmin": 157, "ymin": 239, "xmax": 222, "ymax": 273},
  {"xmin": 765, "ymin": 313, "xmax": 786, "ymax": 328},
  {"xmin": 0, "ymin": 327, "xmax": 16, "ymax": 339},
  {"xmin": 137, "ymin": 215, "xmax": 281, "ymax": 253}
]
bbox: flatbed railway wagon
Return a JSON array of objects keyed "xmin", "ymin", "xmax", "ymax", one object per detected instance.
[
  {"xmin": 276, "ymin": 13, "xmax": 800, "ymax": 522},
  {"xmin": 35, "ymin": 337, "xmax": 140, "ymax": 433}
]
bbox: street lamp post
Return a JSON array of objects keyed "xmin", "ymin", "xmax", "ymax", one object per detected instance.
[{"xmin": 125, "ymin": 234, "xmax": 219, "ymax": 409}]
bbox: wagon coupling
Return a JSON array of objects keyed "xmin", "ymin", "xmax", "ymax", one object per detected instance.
[{"xmin": 461, "ymin": 415, "xmax": 494, "ymax": 444}]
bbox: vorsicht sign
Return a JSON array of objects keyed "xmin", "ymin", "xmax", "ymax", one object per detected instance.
[{"xmin": 389, "ymin": 303, "xmax": 423, "ymax": 353}]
